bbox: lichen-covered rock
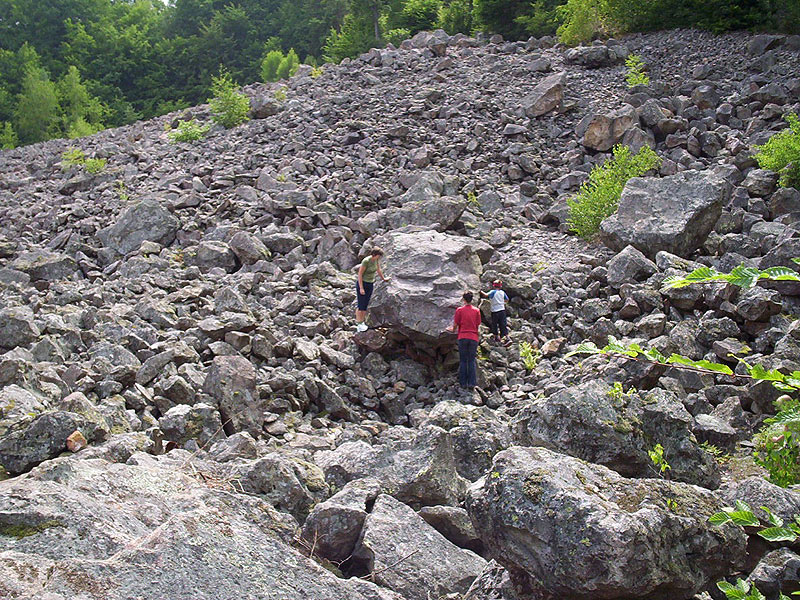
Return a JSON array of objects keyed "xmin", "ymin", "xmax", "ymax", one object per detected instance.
[
  {"xmin": 203, "ymin": 355, "xmax": 264, "ymax": 438},
  {"xmin": 96, "ymin": 198, "xmax": 179, "ymax": 256},
  {"xmin": 466, "ymin": 447, "xmax": 747, "ymax": 600}
]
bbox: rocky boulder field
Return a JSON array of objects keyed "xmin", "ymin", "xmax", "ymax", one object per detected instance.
[{"xmin": 1, "ymin": 27, "xmax": 800, "ymax": 600}]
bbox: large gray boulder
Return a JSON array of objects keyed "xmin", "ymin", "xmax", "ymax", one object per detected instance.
[
  {"xmin": 0, "ymin": 452, "xmax": 385, "ymax": 600},
  {"xmin": 600, "ymin": 170, "xmax": 728, "ymax": 259},
  {"xmin": 367, "ymin": 228, "xmax": 490, "ymax": 345},
  {"xmin": 97, "ymin": 198, "xmax": 180, "ymax": 256},
  {"xmin": 314, "ymin": 425, "xmax": 468, "ymax": 506},
  {"xmin": 361, "ymin": 196, "xmax": 467, "ymax": 234},
  {"xmin": 9, "ymin": 250, "xmax": 77, "ymax": 281},
  {"xmin": 466, "ymin": 447, "xmax": 747, "ymax": 600},
  {"xmin": 353, "ymin": 494, "xmax": 486, "ymax": 600},
  {"xmin": 521, "ymin": 71, "xmax": 566, "ymax": 117},
  {"xmin": 512, "ymin": 380, "xmax": 720, "ymax": 488},
  {"xmin": 578, "ymin": 105, "xmax": 636, "ymax": 151},
  {"xmin": 202, "ymin": 356, "xmax": 264, "ymax": 437},
  {"xmin": 0, "ymin": 306, "xmax": 40, "ymax": 350}
]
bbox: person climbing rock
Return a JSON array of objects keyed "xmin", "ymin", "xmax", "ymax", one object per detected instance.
[
  {"xmin": 355, "ymin": 247, "xmax": 388, "ymax": 332},
  {"xmin": 447, "ymin": 291, "xmax": 481, "ymax": 390},
  {"xmin": 481, "ymin": 280, "xmax": 511, "ymax": 345}
]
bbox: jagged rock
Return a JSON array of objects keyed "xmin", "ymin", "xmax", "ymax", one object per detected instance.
[
  {"xmin": 769, "ymin": 187, "xmax": 800, "ymax": 218},
  {"xmin": 250, "ymin": 95, "xmax": 282, "ymax": 118},
  {"xmin": 600, "ymin": 170, "xmax": 727, "ymax": 259},
  {"xmin": 185, "ymin": 240, "xmax": 238, "ymax": 272},
  {"xmin": 423, "ymin": 400, "xmax": 512, "ymax": 481},
  {"xmin": 512, "ymin": 380, "xmax": 720, "ymax": 488},
  {"xmin": 0, "ymin": 452, "xmax": 385, "ymax": 600},
  {"xmin": 736, "ymin": 287, "xmax": 783, "ymax": 322},
  {"xmin": 366, "ymin": 229, "xmax": 490, "ymax": 345},
  {"xmin": 463, "ymin": 560, "xmax": 519, "ymax": 600},
  {"xmin": 314, "ymin": 425, "xmax": 468, "ymax": 506},
  {"xmin": 466, "ymin": 446, "xmax": 747, "ymax": 600},
  {"xmin": 0, "ymin": 385, "xmax": 46, "ymax": 437},
  {"xmin": 606, "ymin": 245, "xmax": 657, "ymax": 288},
  {"xmin": 9, "ymin": 250, "xmax": 77, "ymax": 281},
  {"xmin": 207, "ymin": 431, "xmax": 259, "ymax": 462},
  {"xmin": 234, "ymin": 452, "xmax": 329, "ymax": 521},
  {"xmin": 718, "ymin": 477, "xmax": 800, "ymax": 525},
  {"xmin": 0, "ymin": 307, "xmax": 40, "ymax": 350},
  {"xmin": 229, "ymin": 230, "xmax": 271, "ymax": 264},
  {"xmin": 747, "ymin": 548, "xmax": 800, "ymax": 599},
  {"xmin": 353, "ymin": 494, "xmax": 486, "ymax": 600},
  {"xmin": 0, "ymin": 411, "xmax": 107, "ymax": 475},
  {"xmin": 520, "ymin": 71, "xmax": 565, "ymax": 117},
  {"xmin": 159, "ymin": 403, "xmax": 224, "ymax": 447},
  {"xmin": 203, "ymin": 356, "xmax": 264, "ymax": 437},
  {"xmin": 418, "ymin": 505, "xmax": 483, "ymax": 552},
  {"xmin": 362, "ymin": 196, "xmax": 467, "ymax": 234},
  {"xmin": 301, "ymin": 477, "xmax": 382, "ymax": 562},
  {"xmin": 578, "ymin": 105, "xmax": 636, "ymax": 151},
  {"xmin": 96, "ymin": 198, "xmax": 179, "ymax": 256}
]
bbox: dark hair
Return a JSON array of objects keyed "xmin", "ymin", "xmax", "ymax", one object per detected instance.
[
  {"xmin": 370, "ymin": 247, "xmax": 384, "ymax": 257},
  {"xmin": 462, "ymin": 291, "xmax": 473, "ymax": 303}
]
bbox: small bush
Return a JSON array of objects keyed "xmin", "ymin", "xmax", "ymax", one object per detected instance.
[
  {"xmin": 567, "ymin": 144, "xmax": 661, "ymax": 239},
  {"xmin": 385, "ymin": 28, "xmax": 411, "ymax": 47},
  {"xmin": 84, "ymin": 157, "xmax": 106, "ymax": 174},
  {"xmin": 754, "ymin": 395, "xmax": 800, "ymax": 487},
  {"xmin": 310, "ymin": 66, "xmax": 323, "ymax": 79},
  {"xmin": 261, "ymin": 50, "xmax": 283, "ymax": 82},
  {"xmin": 61, "ymin": 147, "xmax": 106, "ymax": 174},
  {"xmin": 625, "ymin": 54, "xmax": 649, "ymax": 87},
  {"xmin": 274, "ymin": 87, "xmax": 287, "ymax": 102},
  {"xmin": 168, "ymin": 118, "xmax": 210, "ymax": 142},
  {"xmin": 0, "ymin": 122, "xmax": 18, "ymax": 149},
  {"xmin": 437, "ymin": 0, "xmax": 474, "ymax": 35},
  {"xmin": 556, "ymin": 0, "xmax": 608, "ymax": 46},
  {"xmin": 519, "ymin": 341, "xmax": 540, "ymax": 371},
  {"xmin": 208, "ymin": 69, "xmax": 250, "ymax": 129},
  {"xmin": 276, "ymin": 49, "xmax": 299, "ymax": 80},
  {"xmin": 754, "ymin": 112, "xmax": 800, "ymax": 189}
]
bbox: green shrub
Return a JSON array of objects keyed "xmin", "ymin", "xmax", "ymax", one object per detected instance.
[
  {"xmin": 0, "ymin": 122, "xmax": 17, "ymax": 149},
  {"xmin": 274, "ymin": 87, "xmax": 287, "ymax": 102},
  {"xmin": 754, "ymin": 396, "xmax": 800, "ymax": 487},
  {"xmin": 398, "ymin": 0, "xmax": 441, "ymax": 32},
  {"xmin": 519, "ymin": 341, "xmax": 540, "ymax": 371},
  {"xmin": 84, "ymin": 157, "xmax": 106, "ymax": 174},
  {"xmin": 567, "ymin": 144, "xmax": 661, "ymax": 239},
  {"xmin": 323, "ymin": 14, "xmax": 375, "ymax": 63},
  {"xmin": 261, "ymin": 50, "xmax": 284, "ymax": 82},
  {"xmin": 385, "ymin": 28, "xmax": 411, "ymax": 47},
  {"xmin": 276, "ymin": 49, "xmax": 299, "ymax": 80},
  {"xmin": 437, "ymin": 0, "xmax": 475, "ymax": 35},
  {"xmin": 60, "ymin": 147, "xmax": 105, "ymax": 174},
  {"xmin": 754, "ymin": 112, "xmax": 800, "ymax": 189},
  {"xmin": 168, "ymin": 118, "xmax": 210, "ymax": 142},
  {"xmin": 67, "ymin": 117, "xmax": 103, "ymax": 139},
  {"xmin": 625, "ymin": 54, "xmax": 649, "ymax": 87},
  {"xmin": 556, "ymin": 0, "xmax": 608, "ymax": 45},
  {"xmin": 208, "ymin": 69, "xmax": 250, "ymax": 129}
]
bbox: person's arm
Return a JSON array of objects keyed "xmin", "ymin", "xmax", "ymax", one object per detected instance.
[
  {"xmin": 447, "ymin": 309, "xmax": 460, "ymax": 333},
  {"xmin": 377, "ymin": 259, "xmax": 389, "ymax": 282},
  {"xmin": 480, "ymin": 290, "xmax": 488, "ymax": 299},
  {"xmin": 357, "ymin": 264, "xmax": 365, "ymax": 294}
]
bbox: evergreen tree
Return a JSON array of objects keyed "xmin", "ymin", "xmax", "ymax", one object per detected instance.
[{"xmin": 13, "ymin": 67, "xmax": 60, "ymax": 144}]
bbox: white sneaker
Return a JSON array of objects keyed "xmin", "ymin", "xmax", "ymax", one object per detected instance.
[{"xmin": 356, "ymin": 323, "xmax": 368, "ymax": 332}]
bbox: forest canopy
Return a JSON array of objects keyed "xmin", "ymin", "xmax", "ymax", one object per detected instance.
[{"xmin": 0, "ymin": 0, "xmax": 797, "ymax": 149}]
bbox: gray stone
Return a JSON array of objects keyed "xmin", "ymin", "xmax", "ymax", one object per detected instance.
[
  {"xmin": 578, "ymin": 105, "xmax": 636, "ymax": 151},
  {"xmin": 466, "ymin": 446, "xmax": 747, "ymax": 599},
  {"xmin": 600, "ymin": 170, "xmax": 727, "ymax": 259},
  {"xmin": 97, "ymin": 198, "xmax": 179, "ymax": 256},
  {"xmin": 229, "ymin": 231, "xmax": 271, "ymax": 265},
  {"xmin": 607, "ymin": 245, "xmax": 657, "ymax": 288},
  {"xmin": 520, "ymin": 71, "xmax": 565, "ymax": 118},
  {"xmin": 159, "ymin": 403, "xmax": 224, "ymax": 447},
  {"xmin": 0, "ymin": 306, "xmax": 40, "ymax": 350},
  {"xmin": 203, "ymin": 356, "xmax": 264, "ymax": 438},
  {"xmin": 9, "ymin": 250, "xmax": 77, "ymax": 281}
]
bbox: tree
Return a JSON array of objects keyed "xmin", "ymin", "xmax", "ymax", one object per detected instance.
[
  {"xmin": 57, "ymin": 65, "xmax": 106, "ymax": 136},
  {"xmin": 276, "ymin": 48, "xmax": 300, "ymax": 79},
  {"xmin": 13, "ymin": 67, "xmax": 60, "ymax": 144},
  {"xmin": 473, "ymin": 0, "xmax": 531, "ymax": 39}
]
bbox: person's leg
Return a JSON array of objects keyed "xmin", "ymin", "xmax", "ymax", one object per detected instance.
[
  {"xmin": 498, "ymin": 310, "xmax": 508, "ymax": 338},
  {"xmin": 458, "ymin": 339, "xmax": 469, "ymax": 387},
  {"xmin": 355, "ymin": 282, "xmax": 366, "ymax": 324},
  {"xmin": 466, "ymin": 339, "xmax": 478, "ymax": 388},
  {"xmin": 490, "ymin": 311, "xmax": 499, "ymax": 337}
]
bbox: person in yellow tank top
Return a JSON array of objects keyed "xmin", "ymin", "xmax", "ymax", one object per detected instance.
[{"xmin": 355, "ymin": 247, "xmax": 389, "ymax": 332}]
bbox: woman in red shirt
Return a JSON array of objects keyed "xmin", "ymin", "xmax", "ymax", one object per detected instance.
[{"xmin": 449, "ymin": 291, "xmax": 481, "ymax": 389}]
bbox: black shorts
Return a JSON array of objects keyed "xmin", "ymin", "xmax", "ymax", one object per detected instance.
[{"xmin": 356, "ymin": 281, "xmax": 374, "ymax": 311}]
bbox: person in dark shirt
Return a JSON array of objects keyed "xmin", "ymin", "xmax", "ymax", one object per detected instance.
[{"xmin": 447, "ymin": 291, "xmax": 481, "ymax": 390}]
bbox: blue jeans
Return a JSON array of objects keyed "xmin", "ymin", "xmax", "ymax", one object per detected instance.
[
  {"xmin": 490, "ymin": 310, "xmax": 508, "ymax": 337},
  {"xmin": 458, "ymin": 339, "xmax": 478, "ymax": 388}
]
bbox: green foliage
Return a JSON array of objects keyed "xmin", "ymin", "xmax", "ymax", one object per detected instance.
[
  {"xmin": 662, "ymin": 259, "xmax": 800, "ymax": 290},
  {"xmin": 607, "ymin": 381, "xmax": 634, "ymax": 403},
  {"xmin": 323, "ymin": 14, "xmax": 375, "ymax": 63},
  {"xmin": 625, "ymin": 54, "xmax": 649, "ymax": 87},
  {"xmin": 276, "ymin": 49, "xmax": 300, "ymax": 80},
  {"xmin": 515, "ymin": 0, "xmax": 562, "ymax": 37},
  {"xmin": 473, "ymin": 0, "xmax": 530, "ymax": 39},
  {"xmin": 437, "ymin": 0, "xmax": 475, "ymax": 35},
  {"xmin": 208, "ymin": 70, "xmax": 250, "ymax": 129},
  {"xmin": 384, "ymin": 28, "xmax": 412, "ymax": 46},
  {"xmin": 60, "ymin": 147, "xmax": 105, "ymax": 174},
  {"xmin": 261, "ymin": 50, "xmax": 284, "ymax": 83},
  {"xmin": 0, "ymin": 122, "xmax": 17, "ymax": 149},
  {"xmin": 711, "ymin": 500, "xmax": 800, "ymax": 543},
  {"xmin": 274, "ymin": 87, "xmax": 288, "ymax": 102},
  {"xmin": 566, "ymin": 144, "xmax": 661, "ymax": 240},
  {"xmin": 700, "ymin": 441, "xmax": 730, "ymax": 464},
  {"xmin": 56, "ymin": 65, "xmax": 106, "ymax": 138},
  {"xmin": 556, "ymin": 0, "xmax": 607, "ymax": 45},
  {"xmin": 754, "ymin": 112, "xmax": 800, "ymax": 189},
  {"xmin": 397, "ymin": 0, "xmax": 441, "ymax": 32},
  {"xmin": 310, "ymin": 66, "xmax": 324, "ymax": 78},
  {"xmin": 519, "ymin": 341, "xmax": 540, "ymax": 371},
  {"xmin": 754, "ymin": 396, "xmax": 800, "ymax": 487},
  {"xmin": 648, "ymin": 443, "xmax": 671, "ymax": 477},
  {"xmin": 13, "ymin": 66, "xmax": 60, "ymax": 145},
  {"xmin": 168, "ymin": 118, "xmax": 210, "ymax": 143}
]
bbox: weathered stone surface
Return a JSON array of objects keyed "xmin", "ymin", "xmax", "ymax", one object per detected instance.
[
  {"xmin": 718, "ymin": 476, "xmax": 800, "ymax": 525},
  {"xmin": 353, "ymin": 494, "xmax": 486, "ymax": 600},
  {"xmin": 159, "ymin": 402, "xmax": 224, "ymax": 447},
  {"xmin": 97, "ymin": 198, "xmax": 179, "ymax": 256},
  {"xmin": 366, "ymin": 229, "xmax": 489, "ymax": 344},
  {"xmin": 0, "ymin": 306, "xmax": 40, "ymax": 350},
  {"xmin": 606, "ymin": 245, "xmax": 657, "ymax": 289},
  {"xmin": 9, "ymin": 250, "xmax": 77, "ymax": 281},
  {"xmin": 600, "ymin": 170, "xmax": 727, "ymax": 259},
  {"xmin": 229, "ymin": 230, "xmax": 271, "ymax": 265},
  {"xmin": 202, "ymin": 356, "xmax": 264, "ymax": 437},
  {"xmin": 521, "ymin": 71, "xmax": 565, "ymax": 117},
  {"xmin": 0, "ymin": 452, "xmax": 383, "ymax": 600},
  {"xmin": 512, "ymin": 380, "xmax": 720, "ymax": 488},
  {"xmin": 466, "ymin": 446, "xmax": 747, "ymax": 600},
  {"xmin": 578, "ymin": 105, "xmax": 636, "ymax": 151}
]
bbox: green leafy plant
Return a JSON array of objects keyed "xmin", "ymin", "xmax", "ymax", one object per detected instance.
[
  {"xmin": 754, "ymin": 112, "xmax": 800, "ymax": 189},
  {"xmin": 168, "ymin": 118, "xmax": 210, "ymax": 143},
  {"xmin": 519, "ymin": 341, "xmax": 540, "ymax": 371},
  {"xmin": 466, "ymin": 190, "xmax": 479, "ymax": 206},
  {"xmin": 754, "ymin": 396, "xmax": 800, "ymax": 487},
  {"xmin": 700, "ymin": 441, "xmax": 730, "ymax": 464},
  {"xmin": 625, "ymin": 54, "xmax": 649, "ymax": 87},
  {"xmin": 711, "ymin": 500, "xmax": 800, "ymax": 542},
  {"xmin": 276, "ymin": 49, "xmax": 300, "ymax": 80},
  {"xmin": 261, "ymin": 50, "xmax": 283, "ymax": 82},
  {"xmin": 0, "ymin": 122, "xmax": 18, "ymax": 150},
  {"xmin": 61, "ymin": 147, "xmax": 105, "ymax": 174},
  {"xmin": 662, "ymin": 259, "xmax": 800, "ymax": 289},
  {"xmin": 648, "ymin": 443, "xmax": 671, "ymax": 478},
  {"xmin": 115, "ymin": 180, "xmax": 129, "ymax": 202},
  {"xmin": 84, "ymin": 157, "xmax": 106, "ymax": 174},
  {"xmin": 208, "ymin": 69, "xmax": 250, "ymax": 129},
  {"xmin": 274, "ymin": 87, "xmax": 287, "ymax": 102},
  {"xmin": 567, "ymin": 144, "xmax": 661, "ymax": 240},
  {"xmin": 311, "ymin": 66, "xmax": 324, "ymax": 78}
]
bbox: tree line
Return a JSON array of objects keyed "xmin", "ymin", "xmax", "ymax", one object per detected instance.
[{"xmin": 1, "ymin": 0, "xmax": 797, "ymax": 149}]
